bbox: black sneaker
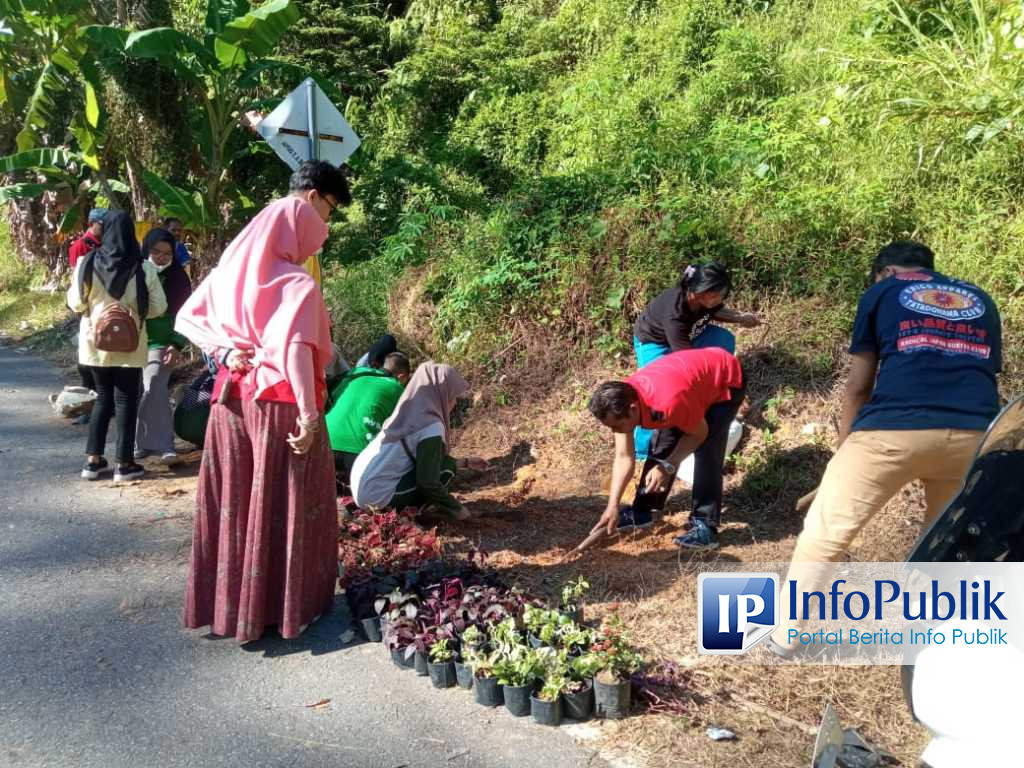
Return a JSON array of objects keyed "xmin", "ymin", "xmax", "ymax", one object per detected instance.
[
  {"xmin": 617, "ymin": 505, "xmax": 653, "ymax": 531},
  {"xmin": 81, "ymin": 458, "xmax": 110, "ymax": 480},
  {"xmin": 113, "ymin": 462, "xmax": 145, "ymax": 483}
]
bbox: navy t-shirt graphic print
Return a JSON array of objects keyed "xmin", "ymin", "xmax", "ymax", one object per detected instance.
[{"xmin": 849, "ymin": 270, "xmax": 1002, "ymax": 433}]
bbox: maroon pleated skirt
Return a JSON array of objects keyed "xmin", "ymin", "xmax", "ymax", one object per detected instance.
[{"xmin": 183, "ymin": 397, "xmax": 337, "ymax": 642}]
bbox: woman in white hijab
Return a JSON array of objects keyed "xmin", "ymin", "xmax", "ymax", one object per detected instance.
[{"xmin": 350, "ymin": 362, "xmax": 488, "ymax": 518}]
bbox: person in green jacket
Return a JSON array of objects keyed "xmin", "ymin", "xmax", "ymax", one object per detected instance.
[
  {"xmin": 135, "ymin": 228, "xmax": 191, "ymax": 463},
  {"xmin": 327, "ymin": 352, "xmax": 411, "ymax": 494}
]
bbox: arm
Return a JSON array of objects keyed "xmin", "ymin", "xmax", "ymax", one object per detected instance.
[
  {"xmin": 836, "ymin": 351, "xmax": 878, "ymax": 448},
  {"xmin": 285, "ymin": 341, "xmax": 319, "ymax": 423},
  {"xmin": 415, "ymin": 436, "xmax": 463, "ymax": 515},
  {"xmin": 284, "ymin": 342, "xmax": 321, "ymax": 455},
  {"xmin": 144, "ymin": 266, "xmax": 167, "ymax": 319},
  {"xmin": 596, "ymin": 431, "xmax": 636, "ymax": 534},
  {"xmin": 712, "ymin": 306, "xmax": 760, "ymax": 327}
]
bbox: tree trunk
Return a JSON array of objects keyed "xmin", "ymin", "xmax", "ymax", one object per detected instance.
[{"xmin": 103, "ymin": 0, "xmax": 192, "ymax": 221}]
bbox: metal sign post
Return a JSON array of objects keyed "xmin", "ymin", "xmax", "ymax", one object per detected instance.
[
  {"xmin": 256, "ymin": 78, "xmax": 361, "ymax": 170},
  {"xmin": 305, "ymin": 78, "xmax": 318, "ymax": 161}
]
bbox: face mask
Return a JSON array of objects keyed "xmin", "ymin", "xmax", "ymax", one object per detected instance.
[{"xmin": 150, "ymin": 258, "xmax": 171, "ymax": 273}]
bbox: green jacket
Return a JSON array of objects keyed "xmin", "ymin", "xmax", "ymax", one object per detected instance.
[
  {"xmin": 326, "ymin": 367, "xmax": 404, "ymax": 454},
  {"xmin": 145, "ymin": 314, "xmax": 189, "ymax": 350}
]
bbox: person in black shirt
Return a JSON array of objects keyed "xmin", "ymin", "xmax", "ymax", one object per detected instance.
[{"xmin": 632, "ymin": 262, "xmax": 760, "ymax": 459}]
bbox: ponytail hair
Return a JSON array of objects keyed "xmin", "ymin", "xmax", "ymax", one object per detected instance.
[{"xmin": 682, "ymin": 261, "xmax": 731, "ymax": 298}]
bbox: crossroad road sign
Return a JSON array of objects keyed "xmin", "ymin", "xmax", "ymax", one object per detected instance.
[{"xmin": 256, "ymin": 78, "xmax": 361, "ymax": 170}]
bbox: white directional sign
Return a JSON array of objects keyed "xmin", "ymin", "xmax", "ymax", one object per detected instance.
[{"xmin": 256, "ymin": 78, "xmax": 361, "ymax": 170}]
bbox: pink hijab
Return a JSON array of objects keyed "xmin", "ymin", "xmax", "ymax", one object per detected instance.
[
  {"xmin": 380, "ymin": 362, "xmax": 469, "ymax": 447},
  {"xmin": 175, "ymin": 196, "xmax": 332, "ymax": 398}
]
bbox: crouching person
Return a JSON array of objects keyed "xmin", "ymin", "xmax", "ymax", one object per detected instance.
[
  {"xmin": 326, "ymin": 351, "xmax": 411, "ymax": 495},
  {"xmin": 350, "ymin": 362, "xmax": 489, "ymax": 519},
  {"xmin": 589, "ymin": 346, "xmax": 745, "ymax": 550}
]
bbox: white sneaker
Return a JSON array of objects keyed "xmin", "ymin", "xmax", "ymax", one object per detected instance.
[{"xmin": 159, "ymin": 452, "xmax": 179, "ymax": 466}]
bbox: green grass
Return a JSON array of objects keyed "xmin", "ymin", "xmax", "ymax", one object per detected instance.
[
  {"xmin": 298, "ymin": 0, "xmax": 1024, "ymax": 384},
  {"xmin": 0, "ymin": 220, "xmax": 73, "ymax": 355}
]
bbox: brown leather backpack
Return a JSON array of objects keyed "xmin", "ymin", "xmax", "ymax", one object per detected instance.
[{"xmin": 93, "ymin": 302, "xmax": 140, "ymax": 352}]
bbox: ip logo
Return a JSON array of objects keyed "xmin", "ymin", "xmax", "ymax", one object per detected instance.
[{"xmin": 698, "ymin": 573, "xmax": 780, "ymax": 655}]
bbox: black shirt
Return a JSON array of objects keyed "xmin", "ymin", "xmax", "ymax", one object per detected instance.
[{"xmin": 633, "ymin": 284, "xmax": 721, "ymax": 350}]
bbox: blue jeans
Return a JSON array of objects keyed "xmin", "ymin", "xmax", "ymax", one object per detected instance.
[{"xmin": 632, "ymin": 326, "xmax": 736, "ymax": 461}]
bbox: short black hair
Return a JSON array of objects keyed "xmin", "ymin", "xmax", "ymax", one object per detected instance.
[
  {"xmin": 289, "ymin": 161, "xmax": 352, "ymax": 206},
  {"xmin": 383, "ymin": 351, "xmax": 410, "ymax": 378},
  {"xmin": 588, "ymin": 381, "xmax": 639, "ymax": 421},
  {"xmin": 682, "ymin": 262, "xmax": 732, "ymax": 299},
  {"xmin": 162, "ymin": 217, "xmax": 182, "ymax": 227},
  {"xmin": 871, "ymin": 240, "xmax": 935, "ymax": 279}
]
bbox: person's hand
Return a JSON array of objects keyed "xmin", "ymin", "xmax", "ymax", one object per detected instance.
[
  {"xmin": 597, "ymin": 505, "xmax": 620, "ymax": 537},
  {"xmin": 162, "ymin": 347, "xmax": 180, "ymax": 366},
  {"xmin": 286, "ymin": 420, "xmax": 316, "ymax": 455},
  {"xmin": 644, "ymin": 464, "xmax": 672, "ymax": 495},
  {"xmin": 226, "ymin": 349, "xmax": 253, "ymax": 373},
  {"xmin": 740, "ymin": 312, "xmax": 762, "ymax": 328},
  {"xmin": 465, "ymin": 456, "xmax": 490, "ymax": 471}
]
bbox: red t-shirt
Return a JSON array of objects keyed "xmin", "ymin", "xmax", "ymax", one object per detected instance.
[
  {"xmin": 626, "ymin": 347, "xmax": 743, "ymax": 433},
  {"xmin": 68, "ymin": 233, "xmax": 101, "ymax": 267}
]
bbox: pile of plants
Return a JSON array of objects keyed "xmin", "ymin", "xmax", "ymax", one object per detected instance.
[
  {"xmin": 349, "ymin": 564, "xmax": 645, "ymax": 726},
  {"xmin": 337, "ymin": 508, "xmax": 442, "ymax": 588}
]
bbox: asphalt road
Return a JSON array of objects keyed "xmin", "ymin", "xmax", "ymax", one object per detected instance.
[{"xmin": 0, "ymin": 345, "xmax": 607, "ymax": 768}]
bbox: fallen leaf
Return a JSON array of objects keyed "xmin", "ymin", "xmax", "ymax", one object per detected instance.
[{"xmin": 304, "ymin": 698, "xmax": 331, "ymax": 708}]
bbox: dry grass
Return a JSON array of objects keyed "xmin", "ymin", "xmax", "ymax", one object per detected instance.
[{"xmin": 437, "ymin": 299, "xmax": 932, "ymax": 767}]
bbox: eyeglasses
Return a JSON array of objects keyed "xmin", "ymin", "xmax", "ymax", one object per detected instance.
[{"xmin": 320, "ymin": 193, "xmax": 341, "ymax": 219}]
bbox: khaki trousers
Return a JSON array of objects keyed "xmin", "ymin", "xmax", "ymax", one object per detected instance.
[{"xmin": 774, "ymin": 428, "xmax": 983, "ymax": 645}]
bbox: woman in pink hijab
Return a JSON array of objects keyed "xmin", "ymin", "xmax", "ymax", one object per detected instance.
[{"xmin": 176, "ymin": 161, "xmax": 351, "ymax": 642}]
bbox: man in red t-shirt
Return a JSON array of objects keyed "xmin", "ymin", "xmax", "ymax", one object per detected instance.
[
  {"xmin": 68, "ymin": 208, "xmax": 106, "ymax": 268},
  {"xmin": 588, "ymin": 346, "xmax": 745, "ymax": 550}
]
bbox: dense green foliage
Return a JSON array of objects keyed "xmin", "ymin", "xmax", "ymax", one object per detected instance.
[{"xmin": 309, "ymin": 0, "xmax": 1023, "ymax": 374}]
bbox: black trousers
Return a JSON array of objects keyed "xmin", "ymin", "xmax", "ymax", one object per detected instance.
[
  {"xmin": 632, "ymin": 384, "xmax": 746, "ymax": 529},
  {"xmin": 86, "ymin": 366, "xmax": 142, "ymax": 464},
  {"xmin": 333, "ymin": 450, "xmax": 358, "ymax": 496},
  {"xmin": 78, "ymin": 364, "xmax": 96, "ymax": 391}
]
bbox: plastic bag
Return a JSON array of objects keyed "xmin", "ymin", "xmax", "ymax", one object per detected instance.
[{"xmin": 49, "ymin": 386, "xmax": 96, "ymax": 418}]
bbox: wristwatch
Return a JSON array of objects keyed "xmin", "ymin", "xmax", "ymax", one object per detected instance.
[{"xmin": 656, "ymin": 459, "xmax": 676, "ymax": 475}]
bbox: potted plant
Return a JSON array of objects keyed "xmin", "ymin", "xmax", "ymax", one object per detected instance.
[
  {"xmin": 410, "ymin": 627, "xmax": 438, "ymax": 676},
  {"xmin": 531, "ymin": 674, "xmax": 566, "ymax": 727},
  {"xmin": 455, "ymin": 625, "xmax": 483, "ymax": 689},
  {"xmin": 383, "ymin": 617, "xmax": 417, "ymax": 670},
  {"xmin": 494, "ymin": 648, "xmax": 543, "ymax": 717},
  {"xmin": 427, "ymin": 637, "xmax": 457, "ymax": 689},
  {"xmin": 560, "ymin": 577, "xmax": 589, "ymax": 624},
  {"xmin": 523, "ymin": 604, "xmax": 548, "ymax": 647},
  {"xmin": 538, "ymin": 612, "xmax": 573, "ymax": 648},
  {"xmin": 590, "ymin": 613, "xmax": 642, "ymax": 719},
  {"xmin": 344, "ymin": 577, "xmax": 385, "ymax": 642},
  {"xmin": 464, "ymin": 640, "xmax": 502, "ymax": 707},
  {"xmin": 564, "ymin": 652, "xmax": 600, "ymax": 721},
  {"xmin": 558, "ymin": 622, "xmax": 594, "ymax": 657}
]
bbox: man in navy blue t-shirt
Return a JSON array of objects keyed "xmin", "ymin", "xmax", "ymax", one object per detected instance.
[{"xmin": 772, "ymin": 240, "xmax": 1002, "ymax": 654}]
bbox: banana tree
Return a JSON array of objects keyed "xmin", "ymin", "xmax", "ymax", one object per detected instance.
[
  {"xmin": 0, "ymin": 0, "xmax": 98, "ymax": 152},
  {"xmin": 85, "ymin": 0, "xmax": 327, "ymax": 262},
  {"xmin": 0, "ymin": 147, "xmax": 128, "ymax": 273}
]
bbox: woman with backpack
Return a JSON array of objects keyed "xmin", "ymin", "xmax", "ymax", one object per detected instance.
[
  {"xmin": 67, "ymin": 210, "xmax": 166, "ymax": 482},
  {"xmin": 134, "ymin": 228, "xmax": 192, "ymax": 463}
]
